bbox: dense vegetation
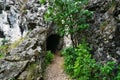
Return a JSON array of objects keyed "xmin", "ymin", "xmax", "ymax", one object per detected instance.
[
  {"xmin": 44, "ymin": 51, "xmax": 54, "ymax": 67},
  {"xmin": 40, "ymin": 0, "xmax": 120, "ymax": 79},
  {"xmin": 62, "ymin": 41, "xmax": 120, "ymax": 80},
  {"xmin": 43, "ymin": 0, "xmax": 93, "ymax": 47}
]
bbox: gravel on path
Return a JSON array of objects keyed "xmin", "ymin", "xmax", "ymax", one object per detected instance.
[{"xmin": 44, "ymin": 53, "xmax": 71, "ymax": 80}]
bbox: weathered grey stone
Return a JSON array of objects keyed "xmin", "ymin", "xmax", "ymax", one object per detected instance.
[
  {"xmin": 0, "ymin": 0, "xmax": 48, "ymax": 44},
  {"xmin": 0, "ymin": 60, "xmax": 29, "ymax": 80},
  {"xmin": 0, "ymin": 0, "xmax": 48, "ymax": 79},
  {"xmin": 0, "ymin": 27, "xmax": 47, "ymax": 80},
  {"xmin": 79, "ymin": 0, "xmax": 120, "ymax": 62}
]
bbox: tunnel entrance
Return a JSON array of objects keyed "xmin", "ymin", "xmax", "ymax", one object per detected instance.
[
  {"xmin": 0, "ymin": 31, "xmax": 5, "ymax": 38},
  {"xmin": 46, "ymin": 34, "xmax": 61, "ymax": 53}
]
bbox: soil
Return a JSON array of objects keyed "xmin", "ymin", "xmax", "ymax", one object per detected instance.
[{"xmin": 44, "ymin": 53, "xmax": 71, "ymax": 80}]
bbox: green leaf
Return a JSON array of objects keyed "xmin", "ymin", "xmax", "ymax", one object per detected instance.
[
  {"xmin": 0, "ymin": 53, "xmax": 4, "ymax": 59},
  {"xmin": 39, "ymin": 0, "xmax": 46, "ymax": 4}
]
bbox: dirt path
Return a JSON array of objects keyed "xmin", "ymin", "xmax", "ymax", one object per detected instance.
[{"xmin": 44, "ymin": 53, "xmax": 70, "ymax": 80}]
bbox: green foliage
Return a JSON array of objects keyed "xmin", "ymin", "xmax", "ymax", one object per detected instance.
[
  {"xmin": 62, "ymin": 41, "xmax": 120, "ymax": 80},
  {"xmin": 1, "ymin": 38, "xmax": 9, "ymax": 45},
  {"xmin": 26, "ymin": 63, "xmax": 38, "ymax": 80},
  {"xmin": 44, "ymin": 51, "xmax": 54, "ymax": 66},
  {"xmin": 73, "ymin": 43, "xmax": 95, "ymax": 80},
  {"xmin": 62, "ymin": 47, "xmax": 77, "ymax": 76},
  {"xmin": 9, "ymin": 77, "xmax": 16, "ymax": 80},
  {"xmin": 62, "ymin": 41, "xmax": 94, "ymax": 79},
  {"xmin": 100, "ymin": 62, "xmax": 115, "ymax": 77},
  {"xmin": 0, "ymin": 53, "xmax": 4, "ymax": 59},
  {"xmin": 44, "ymin": 0, "xmax": 93, "ymax": 37},
  {"xmin": 0, "ymin": 45, "xmax": 9, "ymax": 54},
  {"xmin": 39, "ymin": 0, "xmax": 46, "ymax": 4},
  {"xmin": 115, "ymin": 65, "xmax": 120, "ymax": 80},
  {"xmin": 43, "ymin": 0, "xmax": 93, "ymax": 47},
  {"xmin": 91, "ymin": 61, "xmax": 116, "ymax": 80}
]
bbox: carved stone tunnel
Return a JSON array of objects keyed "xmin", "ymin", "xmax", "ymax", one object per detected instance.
[{"xmin": 46, "ymin": 34, "xmax": 61, "ymax": 53}]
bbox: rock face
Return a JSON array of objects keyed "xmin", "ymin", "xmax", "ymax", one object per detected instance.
[
  {"xmin": 79, "ymin": 0, "xmax": 120, "ymax": 62},
  {"xmin": 0, "ymin": 0, "xmax": 47, "ymax": 43},
  {"xmin": 0, "ymin": 0, "xmax": 48, "ymax": 80},
  {"xmin": 0, "ymin": 0, "xmax": 120, "ymax": 79},
  {"xmin": 0, "ymin": 27, "xmax": 47, "ymax": 80}
]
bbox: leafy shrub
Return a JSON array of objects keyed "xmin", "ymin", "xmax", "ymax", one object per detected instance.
[
  {"xmin": 62, "ymin": 47, "xmax": 77, "ymax": 76},
  {"xmin": 73, "ymin": 43, "xmax": 95, "ymax": 80},
  {"xmin": 44, "ymin": 51, "xmax": 54, "ymax": 66},
  {"xmin": 43, "ymin": 0, "xmax": 93, "ymax": 47},
  {"xmin": 91, "ymin": 61, "xmax": 116, "ymax": 80},
  {"xmin": 62, "ymin": 41, "xmax": 94, "ymax": 79},
  {"xmin": 39, "ymin": 0, "xmax": 46, "ymax": 4},
  {"xmin": 115, "ymin": 65, "xmax": 120, "ymax": 80},
  {"xmin": 62, "ymin": 41, "xmax": 120, "ymax": 80}
]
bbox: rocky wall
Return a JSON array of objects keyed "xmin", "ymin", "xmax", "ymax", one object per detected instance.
[
  {"xmin": 0, "ymin": 0, "xmax": 48, "ymax": 43},
  {"xmin": 0, "ymin": 27, "xmax": 47, "ymax": 80},
  {"xmin": 79, "ymin": 0, "xmax": 120, "ymax": 62},
  {"xmin": 0, "ymin": 0, "xmax": 49, "ymax": 80}
]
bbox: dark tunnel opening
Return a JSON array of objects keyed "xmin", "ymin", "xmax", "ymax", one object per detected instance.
[
  {"xmin": 46, "ymin": 34, "xmax": 61, "ymax": 53},
  {"xmin": 0, "ymin": 31, "xmax": 5, "ymax": 38}
]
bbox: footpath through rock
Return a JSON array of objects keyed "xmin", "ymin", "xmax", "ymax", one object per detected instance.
[{"xmin": 45, "ymin": 52, "xmax": 70, "ymax": 80}]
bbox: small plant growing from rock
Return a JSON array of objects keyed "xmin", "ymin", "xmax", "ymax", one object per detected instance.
[
  {"xmin": 44, "ymin": 51, "xmax": 54, "ymax": 66},
  {"xmin": 0, "ymin": 45, "xmax": 9, "ymax": 55},
  {"xmin": 39, "ymin": 0, "xmax": 46, "ymax": 4},
  {"xmin": 0, "ymin": 53, "xmax": 4, "ymax": 59}
]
